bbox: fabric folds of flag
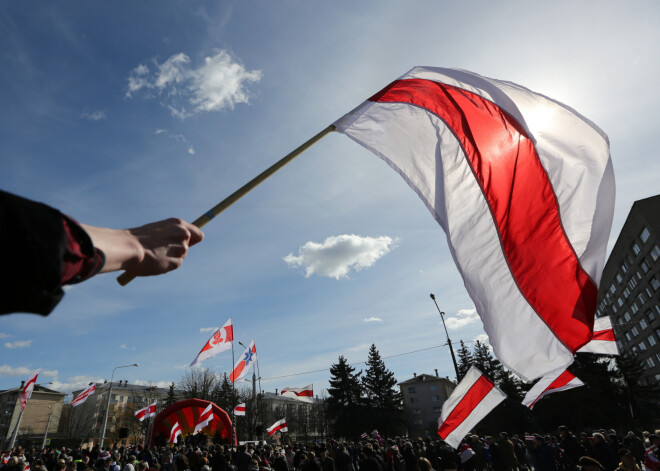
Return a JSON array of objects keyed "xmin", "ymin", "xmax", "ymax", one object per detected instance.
[
  {"xmin": 190, "ymin": 318, "xmax": 234, "ymax": 366},
  {"xmin": 72, "ymin": 384, "xmax": 96, "ymax": 407},
  {"xmin": 577, "ymin": 316, "xmax": 619, "ymax": 355},
  {"xmin": 522, "ymin": 369, "xmax": 584, "ymax": 409},
  {"xmin": 169, "ymin": 421, "xmax": 183, "ymax": 443},
  {"xmin": 361, "ymin": 433, "xmax": 368, "ymax": 439},
  {"xmin": 230, "ymin": 340, "xmax": 257, "ymax": 383},
  {"xmin": 280, "ymin": 384, "xmax": 313, "ymax": 403},
  {"xmin": 193, "ymin": 403, "xmax": 214, "ymax": 435},
  {"xmin": 234, "ymin": 403, "xmax": 246, "ymax": 416},
  {"xmin": 267, "ymin": 418, "xmax": 288, "ymax": 436},
  {"xmin": 334, "ymin": 67, "xmax": 615, "ymax": 381},
  {"xmin": 437, "ymin": 366, "xmax": 507, "ymax": 448},
  {"xmin": 20, "ymin": 369, "xmax": 39, "ymax": 411},
  {"xmin": 135, "ymin": 401, "xmax": 157, "ymax": 421}
]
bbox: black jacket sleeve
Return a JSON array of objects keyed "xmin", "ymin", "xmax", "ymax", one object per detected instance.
[{"xmin": 0, "ymin": 190, "xmax": 68, "ymax": 316}]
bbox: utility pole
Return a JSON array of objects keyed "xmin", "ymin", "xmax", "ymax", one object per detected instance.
[
  {"xmin": 8, "ymin": 382, "xmax": 26, "ymax": 450},
  {"xmin": 42, "ymin": 407, "xmax": 52, "ymax": 449},
  {"xmin": 100, "ymin": 363, "xmax": 138, "ymax": 448},
  {"xmin": 430, "ymin": 294, "xmax": 461, "ymax": 382}
]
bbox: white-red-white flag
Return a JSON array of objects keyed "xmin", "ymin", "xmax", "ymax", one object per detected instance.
[
  {"xmin": 72, "ymin": 383, "xmax": 96, "ymax": 407},
  {"xmin": 193, "ymin": 403, "xmax": 214, "ymax": 435},
  {"xmin": 280, "ymin": 384, "xmax": 313, "ymax": 403},
  {"xmin": 20, "ymin": 369, "xmax": 39, "ymax": 411},
  {"xmin": 135, "ymin": 401, "xmax": 157, "ymax": 421},
  {"xmin": 522, "ymin": 369, "xmax": 584, "ymax": 410},
  {"xmin": 437, "ymin": 366, "xmax": 507, "ymax": 448},
  {"xmin": 233, "ymin": 403, "xmax": 246, "ymax": 416},
  {"xmin": 169, "ymin": 421, "xmax": 182, "ymax": 443},
  {"xmin": 266, "ymin": 418, "xmax": 288, "ymax": 436},
  {"xmin": 577, "ymin": 316, "xmax": 619, "ymax": 355},
  {"xmin": 334, "ymin": 67, "xmax": 615, "ymax": 381},
  {"xmin": 230, "ymin": 340, "xmax": 257, "ymax": 383},
  {"xmin": 190, "ymin": 318, "xmax": 234, "ymax": 366}
]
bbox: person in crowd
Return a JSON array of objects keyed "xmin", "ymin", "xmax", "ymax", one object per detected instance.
[
  {"xmin": 644, "ymin": 435, "xmax": 660, "ymax": 471},
  {"xmin": 498, "ymin": 433, "xmax": 518, "ymax": 471},
  {"xmin": 558, "ymin": 426, "xmax": 586, "ymax": 470},
  {"xmin": 319, "ymin": 446, "xmax": 335, "ymax": 471},
  {"xmin": 416, "ymin": 458, "xmax": 434, "ymax": 471},
  {"xmin": 530, "ymin": 435, "xmax": 556, "ymax": 471},
  {"xmin": 579, "ymin": 456, "xmax": 605, "ymax": 471},
  {"xmin": 591, "ymin": 433, "xmax": 619, "ymax": 471},
  {"xmin": 617, "ymin": 450, "xmax": 640, "ymax": 471}
]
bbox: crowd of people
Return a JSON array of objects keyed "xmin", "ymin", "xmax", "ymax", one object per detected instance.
[{"xmin": 1, "ymin": 427, "xmax": 659, "ymax": 471}]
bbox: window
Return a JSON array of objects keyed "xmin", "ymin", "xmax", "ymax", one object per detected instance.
[
  {"xmin": 413, "ymin": 409, "xmax": 421, "ymax": 415},
  {"xmin": 618, "ymin": 297, "xmax": 624, "ymax": 307},
  {"xmin": 645, "ymin": 287, "xmax": 653, "ymax": 298},
  {"xmin": 628, "ymin": 277, "xmax": 638, "ymax": 290},
  {"xmin": 617, "ymin": 340, "xmax": 624, "ymax": 351},
  {"xmin": 617, "ymin": 273, "xmax": 623, "ymax": 284},
  {"xmin": 640, "ymin": 319, "xmax": 648, "ymax": 330},
  {"xmin": 622, "ymin": 263, "xmax": 628, "ymax": 274},
  {"xmin": 410, "ymin": 398, "xmax": 417, "ymax": 404},
  {"xmin": 609, "ymin": 283, "xmax": 616, "ymax": 294},
  {"xmin": 652, "ymin": 245, "xmax": 660, "ymax": 262},
  {"xmin": 656, "ymin": 373, "xmax": 660, "ymax": 383},
  {"xmin": 639, "ymin": 341, "xmax": 647, "ymax": 351},
  {"xmin": 632, "ymin": 346, "xmax": 638, "ymax": 355},
  {"xmin": 651, "ymin": 277, "xmax": 660, "ymax": 291},
  {"xmin": 656, "ymin": 353, "xmax": 660, "ymax": 364},
  {"xmin": 623, "ymin": 287, "xmax": 631, "ymax": 298},
  {"xmin": 648, "ymin": 335, "xmax": 657, "ymax": 347},
  {"xmin": 632, "ymin": 326, "xmax": 639, "ymax": 337},
  {"xmin": 641, "ymin": 260, "xmax": 651, "ymax": 273},
  {"xmin": 631, "ymin": 303, "xmax": 639, "ymax": 314},
  {"xmin": 638, "ymin": 293, "xmax": 647, "ymax": 305},
  {"xmin": 408, "ymin": 387, "xmax": 416, "ymax": 393},
  {"xmin": 637, "ymin": 271, "xmax": 643, "ymax": 280},
  {"xmin": 626, "ymin": 254, "xmax": 634, "ymax": 265},
  {"xmin": 633, "ymin": 243, "xmax": 641, "ymax": 256},
  {"xmin": 433, "ymin": 406, "xmax": 442, "ymax": 413},
  {"xmin": 648, "ymin": 357, "xmax": 656, "ymax": 368},
  {"xmin": 625, "ymin": 332, "xmax": 632, "ymax": 341},
  {"xmin": 624, "ymin": 312, "xmax": 632, "ymax": 322},
  {"xmin": 431, "ymin": 395, "xmax": 441, "ymax": 402},
  {"xmin": 429, "ymin": 385, "xmax": 437, "ymax": 391},
  {"xmin": 641, "ymin": 227, "xmax": 651, "ymax": 243},
  {"xmin": 648, "ymin": 310, "xmax": 657, "ymax": 322},
  {"xmin": 612, "ymin": 303, "xmax": 618, "ymax": 313}
]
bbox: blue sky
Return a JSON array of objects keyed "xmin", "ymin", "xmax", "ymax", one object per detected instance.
[{"xmin": 1, "ymin": 1, "xmax": 659, "ymax": 397}]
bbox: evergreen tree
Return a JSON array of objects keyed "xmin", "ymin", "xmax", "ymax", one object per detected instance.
[
  {"xmin": 362, "ymin": 344, "xmax": 404, "ymax": 435},
  {"xmin": 472, "ymin": 340, "xmax": 501, "ymax": 379},
  {"xmin": 212, "ymin": 373, "xmax": 241, "ymax": 412},
  {"xmin": 456, "ymin": 340, "xmax": 474, "ymax": 379},
  {"xmin": 327, "ymin": 355, "xmax": 363, "ymax": 438},
  {"xmin": 163, "ymin": 383, "xmax": 177, "ymax": 408}
]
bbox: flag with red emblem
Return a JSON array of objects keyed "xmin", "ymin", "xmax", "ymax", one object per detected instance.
[
  {"xmin": 20, "ymin": 369, "xmax": 39, "ymax": 411},
  {"xmin": 190, "ymin": 318, "xmax": 234, "ymax": 366}
]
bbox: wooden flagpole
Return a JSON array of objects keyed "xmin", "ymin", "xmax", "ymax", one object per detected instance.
[{"xmin": 117, "ymin": 124, "xmax": 336, "ymax": 286}]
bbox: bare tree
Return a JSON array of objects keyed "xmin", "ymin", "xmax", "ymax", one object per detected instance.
[{"xmin": 177, "ymin": 368, "xmax": 220, "ymax": 401}]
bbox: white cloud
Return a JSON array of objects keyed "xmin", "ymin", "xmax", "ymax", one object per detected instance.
[
  {"xmin": 200, "ymin": 327, "xmax": 218, "ymax": 333},
  {"xmin": 0, "ymin": 333, "xmax": 10, "ymax": 339},
  {"xmin": 4, "ymin": 340, "xmax": 32, "ymax": 349},
  {"xmin": 284, "ymin": 234, "xmax": 397, "ymax": 279},
  {"xmin": 154, "ymin": 130, "xmax": 196, "ymax": 156},
  {"xmin": 120, "ymin": 344, "xmax": 128, "ymax": 349},
  {"xmin": 364, "ymin": 317, "xmax": 383, "ymax": 323},
  {"xmin": 80, "ymin": 110, "xmax": 106, "ymax": 121},
  {"xmin": 126, "ymin": 50, "xmax": 262, "ymax": 119},
  {"xmin": 50, "ymin": 375, "xmax": 102, "ymax": 394},
  {"xmin": 133, "ymin": 380, "xmax": 170, "ymax": 389},
  {"xmin": 445, "ymin": 308, "xmax": 479, "ymax": 330},
  {"xmin": 173, "ymin": 363, "xmax": 189, "ymax": 370},
  {"xmin": 0, "ymin": 365, "xmax": 58, "ymax": 379},
  {"xmin": 187, "ymin": 146, "xmax": 195, "ymax": 155},
  {"xmin": 474, "ymin": 333, "xmax": 490, "ymax": 345},
  {"xmin": 154, "ymin": 129, "xmax": 167, "ymax": 134}
]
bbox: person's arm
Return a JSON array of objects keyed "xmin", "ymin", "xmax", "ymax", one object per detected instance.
[{"xmin": 80, "ymin": 218, "xmax": 204, "ymax": 276}]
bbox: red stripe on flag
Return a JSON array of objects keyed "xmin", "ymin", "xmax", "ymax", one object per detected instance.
[
  {"xmin": 591, "ymin": 329, "xmax": 616, "ymax": 341},
  {"xmin": 529, "ymin": 370, "xmax": 575, "ymax": 408},
  {"xmin": 370, "ymin": 79, "xmax": 596, "ymax": 351},
  {"xmin": 437, "ymin": 375, "xmax": 494, "ymax": 439}
]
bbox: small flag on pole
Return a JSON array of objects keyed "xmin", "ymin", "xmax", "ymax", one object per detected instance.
[
  {"xmin": 267, "ymin": 418, "xmax": 288, "ymax": 436},
  {"xmin": 20, "ymin": 369, "xmax": 39, "ymax": 411},
  {"xmin": 230, "ymin": 340, "xmax": 257, "ymax": 383},
  {"xmin": 72, "ymin": 384, "xmax": 96, "ymax": 407},
  {"xmin": 577, "ymin": 316, "xmax": 619, "ymax": 355},
  {"xmin": 190, "ymin": 318, "xmax": 234, "ymax": 366},
  {"xmin": 522, "ymin": 369, "xmax": 584, "ymax": 409},
  {"xmin": 437, "ymin": 366, "xmax": 507, "ymax": 448},
  {"xmin": 234, "ymin": 403, "xmax": 246, "ymax": 416},
  {"xmin": 360, "ymin": 433, "xmax": 368, "ymax": 439},
  {"xmin": 193, "ymin": 403, "xmax": 214, "ymax": 435},
  {"xmin": 135, "ymin": 402, "xmax": 157, "ymax": 421},
  {"xmin": 280, "ymin": 384, "xmax": 313, "ymax": 403},
  {"xmin": 169, "ymin": 422, "xmax": 182, "ymax": 443}
]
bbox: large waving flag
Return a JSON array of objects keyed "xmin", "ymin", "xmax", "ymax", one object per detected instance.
[
  {"xmin": 230, "ymin": 340, "xmax": 257, "ymax": 383},
  {"xmin": 169, "ymin": 421, "xmax": 182, "ymax": 443},
  {"xmin": 437, "ymin": 366, "xmax": 506, "ymax": 448},
  {"xmin": 20, "ymin": 369, "xmax": 39, "ymax": 411},
  {"xmin": 135, "ymin": 401, "xmax": 157, "ymax": 421},
  {"xmin": 266, "ymin": 418, "xmax": 288, "ymax": 436},
  {"xmin": 577, "ymin": 316, "xmax": 619, "ymax": 355},
  {"xmin": 334, "ymin": 67, "xmax": 614, "ymax": 381},
  {"xmin": 190, "ymin": 318, "xmax": 234, "ymax": 366},
  {"xmin": 281, "ymin": 384, "xmax": 313, "ymax": 403},
  {"xmin": 522, "ymin": 369, "xmax": 584, "ymax": 409},
  {"xmin": 193, "ymin": 403, "xmax": 214, "ymax": 435},
  {"xmin": 233, "ymin": 403, "xmax": 246, "ymax": 416},
  {"xmin": 72, "ymin": 383, "xmax": 96, "ymax": 407}
]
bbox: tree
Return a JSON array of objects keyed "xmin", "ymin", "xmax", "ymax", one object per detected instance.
[
  {"xmin": 361, "ymin": 344, "xmax": 404, "ymax": 436},
  {"xmin": 456, "ymin": 340, "xmax": 474, "ymax": 379},
  {"xmin": 163, "ymin": 383, "xmax": 177, "ymax": 408},
  {"xmin": 177, "ymin": 368, "xmax": 219, "ymax": 400},
  {"xmin": 327, "ymin": 355, "xmax": 364, "ymax": 438},
  {"xmin": 212, "ymin": 373, "xmax": 241, "ymax": 412},
  {"xmin": 472, "ymin": 340, "xmax": 501, "ymax": 379}
]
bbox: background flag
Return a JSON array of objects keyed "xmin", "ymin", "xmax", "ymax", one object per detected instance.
[
  {"xmin": 193, "ymin": 403, "xmax": 214, "ymax": 435},
  {"xmin": 135, "ymin": 401, "xmax": 157, "ymax": 421},
  {"xmin": 267, "ymin": 418, "xmax": 288, "ymax": 436},
  {"xmin": 522, "ymin": 369, "xmax": 584, "ymax": 409},
  {"xmin": 230, "ymin": 340, "xmax": 257, "ymax": 383},
  {"xmin": 169, "ymin": 421, "xmax": 182, "ymax": 443},
  {"xmin": 437, "ymin": 366, "xmax": 507, "ymax": 448},
  {"xmin": 361, "ymin": 433, "xmax": 368, "ymax": 439},
  {"xmin": 234, "ymin": 403, "xmax": 246, "ymax": 416},
  {"xmin": 20, "ymin": 369, "xmax": 39, "ymax": 411},
  {"xmin": 72, "ymin": 383, "xmax": 96, "ymax": 407},
  {"xmin": 280, "ymin": 384, "xmax": 313, "ymax": 403},
  {"xmin": 334, "ymin": 67, "xmax": 614, "ymax": 381},
  {"xmin": 190, "ymin": 318, "xmax": 234, "ymax": 366},
  {"xmin": 577, "ymin": 316, "xmax": 619, "ymax": 355}
]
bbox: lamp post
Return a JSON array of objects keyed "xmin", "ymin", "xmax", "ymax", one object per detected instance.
[
  {"xmin": 99, "ymin": 363, "xmax": 138, "ymax": 448},
  {"xmin": 429, "ymin": 294, "xmax": 461, "ymax": 382}
]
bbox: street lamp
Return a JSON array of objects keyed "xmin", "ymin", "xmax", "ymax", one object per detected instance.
[
  {"xmin": 429, "ymin": 294, "xmax": 461, "ymax": 382},
  {"xmin": 99, "ymin": 363, "xmax": 138, "ymax": 448}
]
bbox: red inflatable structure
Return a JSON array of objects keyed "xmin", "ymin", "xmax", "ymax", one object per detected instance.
[{"xmin": 150, "ymin": 399, "xmax": 233, "ymax": 446}]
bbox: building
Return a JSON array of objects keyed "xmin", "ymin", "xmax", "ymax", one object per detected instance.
[
  {"xmin": 66, "ymin": 381, "xmax": 171, "ymax": 446},
  {"xmin": 399, "ymin": 371, "xmax": 455, "ymax": 438},
  {"xmin": 0, "ymin": 384, "xmax": 66, "ymax": 449},
  {"xmin": 596, "ymin": 195, "xmax": 660, "ymax": 385},
  {"xmin": 259, "ymin": 391, "xmax": 326, "ymax": 442}
]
